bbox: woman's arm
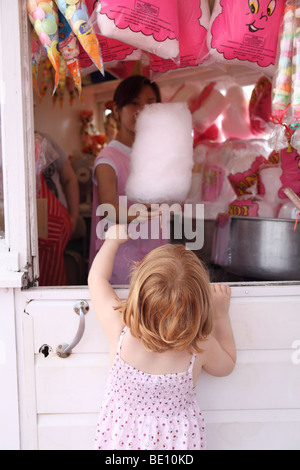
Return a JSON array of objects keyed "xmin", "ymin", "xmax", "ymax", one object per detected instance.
[
  {"xmin": 95, "ymin": 164, "xmax": 137, "ymax": 223},
  {"xmin": 95, "ymin": 164, "xmax": 158, "ymax": 224}
]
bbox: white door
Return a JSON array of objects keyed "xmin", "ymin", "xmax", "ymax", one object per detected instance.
[
  {"xmin": 2, "ymin": 0, "xmax": 300, "ymax": 452},
  {"xmin": 15, "ymin": 288, "xmax": 115, "ymax": 450},
  {"xmin": 15, "ymin": 284, "xmax": 300, "ymax": 451}
]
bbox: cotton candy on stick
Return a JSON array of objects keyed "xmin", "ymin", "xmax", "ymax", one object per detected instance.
[
  {"xmin": 126, "ymin": 103, "xmax": 194, "ymax": 204},
  {"xmin": 27, "ymin": 0, "xmax": 60, "ymax": 94},
  {"xmin": 55, "ymin": 0, "xmax": 104, "ymax": 75}
]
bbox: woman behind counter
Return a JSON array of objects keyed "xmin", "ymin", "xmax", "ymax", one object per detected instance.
[{"xmin": 89, "ymin": 75, "xmax": 166, "ymax": 285}]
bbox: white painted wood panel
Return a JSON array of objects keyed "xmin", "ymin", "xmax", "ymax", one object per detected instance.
[
  {"xmin": 26, "ymin": 296, "xmax": 300, "ymax": 353},
  {"xmin": 19, "ymin": 286, "xmax": 300, "ymax": 450},
  {"xmin": 37, "ymin": 410, "xmax": 300, "ymax": 451},
  {"xmin": 34, "ymin": 351, "xmax": 300, "ymax": 413},
  {"xmin": 0, "ymin": 289, "xmax": 20, "ymax": 450}
]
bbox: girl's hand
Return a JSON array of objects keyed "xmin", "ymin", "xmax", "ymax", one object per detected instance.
[
  {"xmin": 105, "ymin": 224, "xmax": 130, "ymax": 245},
  {"xmin": 211, "ymin": 283, "xmax": 231, "ymax": 320}
]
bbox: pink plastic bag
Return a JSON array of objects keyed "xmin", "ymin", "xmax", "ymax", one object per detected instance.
[
  {"xmin": 228, "ymin": 198, "xmax": 259, "ymax": 217},
  {"xmin": 149, "ymin": 0, "xmax": 210, "ymax": 75},
  {"xmin": 55, "ymin": 0, "xmax": 104, "ymax": 75},
  {"xmin": 228, "ymin": 155, "xmax": 267, "ymax": 197},
  {"xmin": 27, "ymin": 0, "xmax": 60, "ymax": 93},
  {"xmin": 94, "ymin": 0, "xmax": 180, "ymax": 60},
  {"xmin": 268, "ymin": 142, "xmax": 300, "ymax": 200},
  {"xmin": 222, "ymin": 86, "xmax": 253, "ymax": 140},
  {"xmin": 191, "ymin": 83, "xmax": 226, "ymax": 135},
  {"xmin": 208, "ymin": 0, "xmax": 285, "ymax": 75},
  {"xmin": 86, "ymin": 0, "xmax": 141, "ymax": 65},
  {"xmin": 227, "ymin": 195, "xmax": 277, "ymax": 218},
  {"xmin": 249, "ymin": 77, "xmax": 273, "ymax": 136},
  {"xmin": 272, "ymin": 1, "xmax": 300, "ymax": 121},
  {"xmin": 272, "ymin": 2, "xmax": 295, "ymax": 119}
]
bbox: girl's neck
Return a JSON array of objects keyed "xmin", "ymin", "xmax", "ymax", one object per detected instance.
[{"xmin": 116, "ymin": 130, "xmax": 135, "ymax": 148}]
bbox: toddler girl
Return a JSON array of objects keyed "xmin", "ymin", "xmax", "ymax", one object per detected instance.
[{"xmin": 88, "ymin": 225, "xmax": 236, "ymax": 450}]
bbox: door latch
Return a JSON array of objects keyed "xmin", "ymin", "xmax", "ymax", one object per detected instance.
[{"xmin": 56, "ymin": 300, "xmax": 89, "ymax": 358}]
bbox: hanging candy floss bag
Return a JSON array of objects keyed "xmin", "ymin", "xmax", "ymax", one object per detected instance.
[
  {"xmin": 271, "ymin": 1, "xmax": 300, "ymax": 122},
  {"xmin": 149, "ymin": 0, "xmax": 210, "ymax": 75},
  {"xmin": 58, "ymin": 10, "xmax": 82, "ymax": 94},
  {"xmin": 93, "ymin": 0, "xmax": 180, "ymax": 61},
  {"xmin": 85, "ymin": 0, "xmax": 141, "ymax": 67},
  {"xmin": 55, "ymin": 0, "xmax": 104, "ymax": 75},
  {"xmin": 27, "ymin": 0, "xmax": 61, "ymax": 93},
  {"xmin": 208, "ymin": 0, "xmax": 286, "ymax": 76}
]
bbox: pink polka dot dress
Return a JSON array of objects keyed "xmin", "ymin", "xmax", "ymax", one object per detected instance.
[{"xmin": 94, "ymin": 328, "xmax": 207, "ymax": 450}]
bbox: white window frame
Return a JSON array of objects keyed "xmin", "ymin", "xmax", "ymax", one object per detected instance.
[{"xmin": 0, "ymin": 0, "xmax": 38, "ymax": 287}]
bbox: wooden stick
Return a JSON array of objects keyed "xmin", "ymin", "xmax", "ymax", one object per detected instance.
[{"xmin": 283, "ymin": 188, "xmax": 300, "ymax": 211}]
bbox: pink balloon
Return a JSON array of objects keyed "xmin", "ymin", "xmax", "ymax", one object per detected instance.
[
  {"xmin": 39, "ymin": 31, "xmax": 51, "ymax": 47},
  {"xmin": 33, "ymin": 7, "xmax": 46, "ymax": 22}
]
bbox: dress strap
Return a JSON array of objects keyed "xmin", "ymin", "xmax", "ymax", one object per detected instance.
[
  {"xmin": 116, "ymin": 326, "xmax": 128, "ymax": 354},
  {"xmin": 188, "ymin": 353, "xmax": 197, "ymax": 374}
]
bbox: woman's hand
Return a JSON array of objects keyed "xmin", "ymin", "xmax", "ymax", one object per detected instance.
[{"xmin": 130, "ymin": 203, "xmax": 161, "ymax": 224}]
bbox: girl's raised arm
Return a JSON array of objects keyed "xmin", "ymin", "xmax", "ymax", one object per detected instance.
[
  {"xmin": 203, "ymin": 284, "xmax": 236, "ymax": 377},
  {"xmin": 88, "ymin": 225, "xmax": 129, "ymax": 340}
]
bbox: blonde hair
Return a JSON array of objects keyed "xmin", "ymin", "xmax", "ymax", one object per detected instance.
[{"xmin": 118, "ymin": 244, "xmax": 213, "ymax": 354}]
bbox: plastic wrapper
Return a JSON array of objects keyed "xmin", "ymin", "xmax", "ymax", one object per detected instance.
[
  {"xmin": 291, "ymin": 1, "xmax": 300, "ymax": 119},
  {"xmin": 55, "ymin": 0, "xmax": 104, "ymax": 75},
  {"xmin": 268, "ymin": 125, "xmax": 300, "ymax": 199},
  {"xmin": 27, "ymin": 0, "xmax": 61, "ymax": 93},
  {"xmin": 224, "ymin": 126, "xmax": 300, "ymax": 216},
  {"xmin": 249, "ymin": 77, "xmax": 273, "ymax": 136},
  {"xmin": 259, "ymin": 164, "xmax": 283, "ymax": 209},
  {"xmin": 53, "ymin": 55, "xmax": 68, "ymax": 107},
  {"xmin": 226, "ymin": 164, "xmax": 280, "ymax": 219},
  {"xmin": 208, "ymin": 0, "xmax": 285, "ymax": 76},
  {"xmin": 188, "ymin": 142, "xmax": 235, "ymax": 218},
  {"xmin": 272, "ymin": 2, "xmax": 296, "ymax": 119},
  {"xmin": 185, "ymin": 144, "xmax": 209, "ymax": 204},
  {"xmin": 290, "ymin": 123, "xmax": 300, "ymax": 150},
  {"xmin": 31, "ymin": 28, "xmax": 45, "ymax": 97},
  {"xmin": 34, "ymin": 133, "xmax": 60, "ymax": 191},
  {"xmin": 268, "ymin": 120, "xmax": 291, "ymax": 149},
  {"xmin": 85, "ymin": 0, "xmax": 142, "ymax": 68},
  {"xmin": 227, "ymin": 194, "xmax": 277, "ymax": 218},
  {"xmin": 278, "ymin": 198, "xmax": 300, "ymax": 218},
  {"xmin": 39, "ymin": 58, "xmax": 53, "ymax": 101},
  {"xmin": 279, "ymin": 187, "xmax": 300, "ymax": 220},
  {"xmin": 92, "ymin": 0, "xmax": 180, "ymax": 61},
  {"xmin": 58, "ymin": 9, "xmax": 82, "ymax": 94},
  {"xmin": 222, "ymin": 86, "xmax": 253, "ymax": 140},
  {"xmin": 191, "ymin": 83, "xmax": 226, "ymax": 135},
  {"xmin": 226, "ymin": 140, "xmax": 270, "ymax": 197},
  {"xmin": 149, "ymin": 0, "xmax": 210, "ymax": 76}
]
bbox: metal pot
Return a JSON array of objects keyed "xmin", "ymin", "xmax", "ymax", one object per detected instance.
[{"xmin": 212, "ymin": 216, "xmax": 300, "ymax": 281}]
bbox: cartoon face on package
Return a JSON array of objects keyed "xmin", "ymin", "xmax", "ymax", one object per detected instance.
[{"xmin": 208, "ymin": 0, "xmax": 285, "ymax": 74}]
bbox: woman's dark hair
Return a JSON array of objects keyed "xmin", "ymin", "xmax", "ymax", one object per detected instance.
[{"xmin": 113, "ymin": 75, "xmax": 161, "ymax": 110}]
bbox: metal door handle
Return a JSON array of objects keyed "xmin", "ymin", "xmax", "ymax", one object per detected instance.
[{"xmin": 56, "ymin": 300, "xmax": 89, "ymax": 358}]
